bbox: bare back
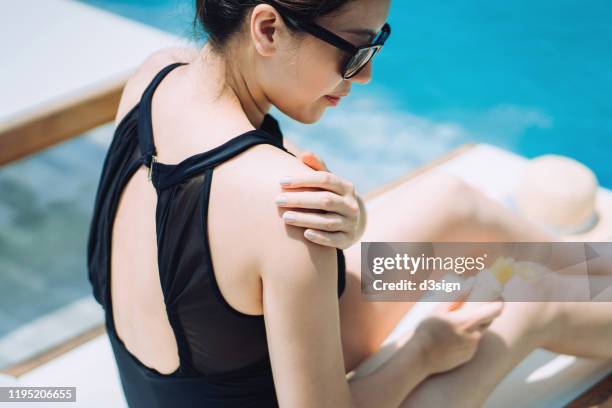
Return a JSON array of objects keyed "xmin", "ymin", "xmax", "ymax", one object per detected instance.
[{"xmin": 109, "ymin": 49, "xmax": 296, "ymax": 374}]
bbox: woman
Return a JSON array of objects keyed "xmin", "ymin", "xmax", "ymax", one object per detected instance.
[{"xmin": 87, "ymin": 0, "xmax": 612, "ymax": 407}]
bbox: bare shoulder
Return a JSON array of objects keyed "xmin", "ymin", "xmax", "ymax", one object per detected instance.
[
  {"xmin": 208, "ymin": 144, "xmax": 339, "ymax": 316},
  {"xmin": 217, "ymin": 144, "xmax": 339, "ymax": 276},
  {"xmin": 114, "ymin": 47, "xmax": 199, "ymax": 126}
]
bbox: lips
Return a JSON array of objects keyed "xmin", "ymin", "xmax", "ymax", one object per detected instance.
[
  {"xmin": 325, "ymin": 95, "xmax": 341, "ymax": 106},
  {"xmin": 324, "ymin": 91, "xmax": 349, "ymax": 106}
]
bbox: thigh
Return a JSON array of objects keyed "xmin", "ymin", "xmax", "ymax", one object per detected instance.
[{"xmin": 340, "ymin": 171, "xmax": 471, "ymax": 372}]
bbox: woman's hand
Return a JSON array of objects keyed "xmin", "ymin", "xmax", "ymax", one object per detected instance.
[
  {"xmin": 413, "ymin": 300, "xmax": 504, "ymax": 375},
  {"xmin": 275, "ymin": 151, "xmax": 366, "ymax": 250}
]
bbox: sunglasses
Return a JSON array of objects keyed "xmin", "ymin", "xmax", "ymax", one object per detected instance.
[{"xmin": 259, "ymin": 0, "xmax": 391, "ymax": 79}]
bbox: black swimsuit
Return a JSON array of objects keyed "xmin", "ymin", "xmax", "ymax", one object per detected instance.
[{"xmin": 86, "ymin": 62, "xmax": 346, "ymax": 407}]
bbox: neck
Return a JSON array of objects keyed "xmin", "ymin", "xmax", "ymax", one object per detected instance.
[{"xmin": 189, "ymin": 42, "xmax": 271, "ymax": 129}]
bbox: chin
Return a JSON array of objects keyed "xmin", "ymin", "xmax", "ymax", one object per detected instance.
[
  {"xmin": 284, "ymin": 107, "xmax": 325, "ymax": 125},
  {"xmin": 298, "ymin": 113, "xmax": 323, "ymax": 125}
]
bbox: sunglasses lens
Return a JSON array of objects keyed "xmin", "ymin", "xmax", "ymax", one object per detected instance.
[{"xmin": 343, "ymin": 46, "xmax": 380, "ymax": 79}]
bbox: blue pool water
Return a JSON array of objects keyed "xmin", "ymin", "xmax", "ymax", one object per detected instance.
[{"xmin": 81, "ymin": 0, "xmax": 612, "ymax": 189}]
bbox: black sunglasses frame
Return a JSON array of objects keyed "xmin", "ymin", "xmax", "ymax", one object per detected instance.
[{"xmin": 259, "ymin": 0, "xmax": 391, "ymax": 79}]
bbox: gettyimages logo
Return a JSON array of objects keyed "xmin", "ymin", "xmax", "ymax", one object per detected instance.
[{"xmin": 360, "ymin": 242, "xmax": 612, "ymax": 302}]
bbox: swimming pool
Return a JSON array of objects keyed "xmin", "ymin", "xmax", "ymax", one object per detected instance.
[{"xmin": 81, "ymin": 0, "xmax": 612, "ymax": 191}]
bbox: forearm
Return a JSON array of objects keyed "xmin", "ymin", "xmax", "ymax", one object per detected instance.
[{"xmin": 347, "ymin": 332, "xmax": 429, "ymax": 408}]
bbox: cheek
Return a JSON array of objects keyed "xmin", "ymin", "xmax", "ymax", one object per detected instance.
[
  {"xmin": 295, "ymin": 42, "xmax": 342, "ymax": 97},
  {"xmin": 265, "ymin": 40, "xmax": 343, "ymax": 123}
]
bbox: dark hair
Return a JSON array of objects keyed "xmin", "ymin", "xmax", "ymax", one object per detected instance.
[{"xmin": 194, "ymin": 0, "xmax": 350, "ymax": 53}]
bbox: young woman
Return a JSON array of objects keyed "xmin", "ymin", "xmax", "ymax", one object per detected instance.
[{"xmin": 87, "ymin": 0, "xmax": 612, "ymax": 406}]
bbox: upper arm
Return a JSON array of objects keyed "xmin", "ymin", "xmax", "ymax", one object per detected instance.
[
  {"xmin": 254, "ymin": 156, "xmax": 352, "ymax": 407},
  {"xmin": 114, "ymin": 47, "xmax": 198, "ymax": 127},
  {"xmin": 261, "ymin": 234, "xmax": 352, "ymax": 408}
]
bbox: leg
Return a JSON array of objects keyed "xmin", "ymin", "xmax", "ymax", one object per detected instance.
[
  {"xmin": 541, "ymin": 300, "xmax": 612, "ymax": 358},
  {"xmin": 399, "ymin": 301, "xmax": 559, "ymax": 408},
  {"xmin": 340, "ymin": 170, "xmax": 555, "ymax": 372},
  {"xmin": 336, "ymin": 169, "xmax": 612, "ymax": 402},
  {"xmin": 340, "ymin": 172, "xmax": 476, "ymax": 372},
  {"xmin": 399, "ymin": 299, "xmax": 612, "ymax": 407}
]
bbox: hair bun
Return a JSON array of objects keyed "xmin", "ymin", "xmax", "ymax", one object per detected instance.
[{"xmin": 193, "ymin": 0, "xmax": 348, "ymax": 52}]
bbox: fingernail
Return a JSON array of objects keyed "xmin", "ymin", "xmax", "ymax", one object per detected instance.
[
  {"xmin": 275, "ymin": 195, "xmax": 287, "ymax": 205},
  {"xmin": 279, "ymin": 177, "xmax": 292, "ymax": 186},
  {"xmin": 305, "ymin": 230, "xmax": 316, "ymax": 238},
  {"xmin": 283, "ymin": 212, "xmax": 296, "ymax": 222}
]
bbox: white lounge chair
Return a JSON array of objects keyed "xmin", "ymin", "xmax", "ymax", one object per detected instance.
[
  {"xmin": 0, "ymin": 0, "xmax": 183, "ymax": 165},
  {"xmin": 3, "ymin": 144, "xmax": 610, "ymax": 407}
]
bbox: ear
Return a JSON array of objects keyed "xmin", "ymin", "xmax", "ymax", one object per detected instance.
[{"xmin": 250, "ymin": 4, "xmax": 285, "ymax": 57}]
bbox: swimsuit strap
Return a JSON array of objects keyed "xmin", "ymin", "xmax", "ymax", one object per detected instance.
[
  {"xmin": 151, "ymin": 130, "xmax": 292, "ymax": 190},
  {"xmin": 135, "ymin": 62, "xmax": 295, "ymax": 190},
  {"xmin": 137, "ymin": 62, "xmax": 187, "ymax": 169}
]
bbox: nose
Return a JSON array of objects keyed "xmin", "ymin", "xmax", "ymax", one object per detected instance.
[{"xmin": 349, "ymin": 60, "xmax": 373, "ymax": 85}]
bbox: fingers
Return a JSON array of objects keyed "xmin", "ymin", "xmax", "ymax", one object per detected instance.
[
  {"xmin": 472, "ymin": 321, "xmax": 494, "ymax": 332},
  {"xmin": 303, "ymin": 229, "xmax": 349, "ymax": 249},
  {"xmin": 454, "ymin": 284, "xmax": 474, "ymax": 303},
  {"xmin": 445, "ymin": 286, "xmax": 474, "ymax": 311},
  {"xmin": 466, "ymin": 301, "xmax": 504, "ymax": 331},
  {"xmin": 275, "ymin": 191, "xmax": 359, "ymax": 218},
  {"xmin": 453, "ymin": 301, "xmax": 504, "ymax": 332},
  {"xmin": 279, "ymin": 172, "xmax": 354, "ymax": 196},
  {"xmin": 447, "ymin": 300, "xmax": 465, "ymax": 312},
  {"xmin": 300, "ymin": 151, "xmax": 329, "ymax": 172},
  {"xmin": 434, "ymin": 283, "xmax": 475, "ymax": 312},
  {"xmin": 280, "ymin": 210, "xmax": 347, "ymax": 232},
  {"xmin": 466, "ymin": 330, "xmax": 483, "ymax": 344},
  {"xmin": 433, "ymin": 301, "xmax": 461, "ymax": 314}
]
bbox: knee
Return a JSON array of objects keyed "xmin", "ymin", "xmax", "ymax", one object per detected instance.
[{"xmin": 420, "ymin": 171, "xmax": 479, "ymax": 224}]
